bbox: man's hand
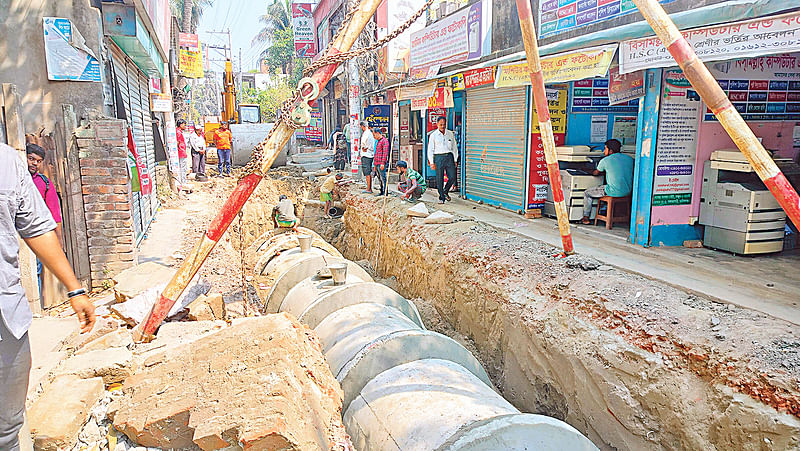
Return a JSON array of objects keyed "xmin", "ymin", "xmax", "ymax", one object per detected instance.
[{"xmin": 70, "ymin": 295, "xmax": 96, "ymax": 334}]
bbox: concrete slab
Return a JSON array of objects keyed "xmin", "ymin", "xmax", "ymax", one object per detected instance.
[
  {"xmin": 27, "ymin": 317, "xmax": 78, "ymax": 400},
  {"xmin": 28, "ymin": 375, "xmax": 105, "ymax": 451},
  {"xmin": 137, "ymin": 208, "xmax": 187, "ymax": 265}
]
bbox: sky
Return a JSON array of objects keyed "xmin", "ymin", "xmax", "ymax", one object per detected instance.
[{"xmin": 197, "ymin": 0, "xmax": 273, "ymax": 73}]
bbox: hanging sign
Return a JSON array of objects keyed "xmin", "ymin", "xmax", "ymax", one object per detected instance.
[
  {"xmin": 620, "ymin": 12, "xmax": 800, "ymax": 74},
  {"xmin": 463, "ymin": 67, "xmax": 495, "ymax": 89},
  {"xmin": 411, "ymin": 97, "xmax": 429, "ymax": 111},
  {"xmin": 608, "ymin": 65, "xmax": 645, "ymax": 105},
  {"xmin": 428, "ymin": 87, "xmax": 454, "ymax": 109},
  {"xmin": 292, "ymin": 3, "xmax": 317, "ymax": 58},
  {"xmin": 178, "ymin": 32, "xmax": 200, "ymax": 51},
  {"xmin": 572, "ymin": 77, "xmax": 639, "ymax": 113},
  {"xmin": 304, "ymin": 108, "xmax": 323, "ymax": 142},
  {"xmin": 653, "ymin": 69, "xmax": 702, "ymax": 206},
  {"xmin": 495, "ymin": 44, "xmax": 617, "ymax": 88},
  {"xmin": 43, "ymin": 17, "xmax": 102, "ymax": 82},
  {"xmin": 179, "ymin": 46, "xmax": 204, "ymax": 78},
  {"xmin": 449, "ymin": 73, "xmax": 465, "ymax": 91},
  {"xmin": 539, "ymin": 0, "xmax": 674, "ymax": 38},
  {"xmin": 127, "ymin": 128, "xmax": 152, "ymax": 195},
  {"xmin": 150, "ymin": 93, "xmax": 173, "ymax": 112},
  {"xmin": 365, "ymin": 105, "xmax": 392, "ymax": 136}
]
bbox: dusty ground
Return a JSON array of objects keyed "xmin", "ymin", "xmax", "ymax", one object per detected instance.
[{"xmin": 296, "ymin": 180, "xmax": 800, "ymax": 451}]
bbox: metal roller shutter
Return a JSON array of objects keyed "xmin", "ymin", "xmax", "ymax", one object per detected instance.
[
  {"xmin": 137, "ymin": 72, "xmax": 159, "ymax": 217},
  {"xmin": 464, "ymin": 86, "xmax": 528, "ymax": 210}
]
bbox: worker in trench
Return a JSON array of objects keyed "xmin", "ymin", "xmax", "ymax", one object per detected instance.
[
  {"xmin": 0, "ymin": 143, "xmax": 96, "ymax": 451},
  {"xmin": 320, "ymin": 172, "xmax": 344, "ymax": 218},
  {"xmin": 272, "ymin": 195, "xmax": 300, "ymax": 232},
  {"xmin": 396, "ymin": 160, "xmax": 426, "ymax": 202}
]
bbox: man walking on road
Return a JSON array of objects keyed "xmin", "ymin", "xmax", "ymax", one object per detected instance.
[
  {"xmin": 359, "ymin": 121, "xmax": 375, "ymax": 193},
  {"xmin": 0, "ymin": 143, "xmax": 95, "ymax": 451},
  {"xmin": 428, "ymin": 116, "xmax": 458, "ymax": 204},
  {"xmin": 372, "ymin": 128, "xmax": 390, "ymax": 196},
  {"xmin": 214, "ymin": 122, "xmax": 233, "ymax": 177}
]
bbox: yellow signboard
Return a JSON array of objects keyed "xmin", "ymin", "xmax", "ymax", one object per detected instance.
[
  {"xmin": 531, "ymin": 85, "xmax": 568, "ymax": 135},
  {"xmin": 495, "ymin": 44, "xmax": 618, "ymax": 88},
  {"xmin": 179, "ymin": 45, "xmax": 204, "ymax": 79}
]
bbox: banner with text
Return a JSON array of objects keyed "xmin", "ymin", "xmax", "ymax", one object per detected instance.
[
  {"xmin": 608, "ymin": 65, "xmax": 645, "ymax": 105},
  {"xmin": 292, "ymin": 3, "xmax": 317, "ymax": 58},
  {"xmin": 179, "ymin": 44, "xmax": 204, "ymax": 78},
  {"xmin": 539, "ymin": 0, "xmax": 673, "ymax": 38},
  {"xmin": 410, "ymin": 0, "xmax": 492, "ymax": 74},
  {"xmin": 653, "ymin": 69, "xmax": 702, "ymax": 206},
  {"xmin": 620, "ymin": 12, "xmax": 800, "ymax": 74},
  {"xmin": 494, "ymin": 44, "xmax": 617, "ymax": 88},
  {"xmin": 178, "ymin": 33, "xmax": 199, "ymax": 51},
  {"xmin": 528, "ymin": 85, "xmax": 569, "ymax": 209}
]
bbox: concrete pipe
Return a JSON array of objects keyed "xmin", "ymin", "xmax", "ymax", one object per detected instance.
[
  {"xmin": 251, "ymin": 227, "xmax": 323, "ymax": 254},
  {"xmin": 260, "ymin": 254, "xmax": 373, "ymax": 313},
  {"xmin": 281, "ymin": 280, "xmax": 423, "ymax": 329},
  {"xmin": 253, "ymin": 236, "xmax": 342, "ymax": 275},
  {"xmin": 313, "ymin": 304, "xmax": 491, "ymax": 411}
]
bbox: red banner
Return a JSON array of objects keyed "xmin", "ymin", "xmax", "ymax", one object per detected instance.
[
  {"xmin": 463, "ymin": 67, "xmax": 495, "ymax": 89},
  {"xmin": 178, "ymin": 33, "xmax": 199, "ymax": 51},
  {"xmin": 128, "ymin": 128, "xmax": 152, "ymax": 195}
]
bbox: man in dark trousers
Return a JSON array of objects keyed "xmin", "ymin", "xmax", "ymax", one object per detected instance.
[
  {"xmin": 427, "ymin": 116, "xmax": 458, "ymax": 204},
  {"xmin": 0, "ymin": 143, "xmax": 95, "ymax": 450},
  {"xmin": 372, "ymin": 128, "xmax": 390, "ymax": 196}
]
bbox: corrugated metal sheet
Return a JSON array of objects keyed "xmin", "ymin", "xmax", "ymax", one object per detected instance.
[
  {"xmin": 137, "ymin": 72, "xmax": 159, "ymax": 217},
  {"xmin": 464, "ymin": 85, "xmax": 527, "ymax": 210}
]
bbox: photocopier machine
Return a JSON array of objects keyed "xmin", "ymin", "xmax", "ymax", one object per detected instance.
[
  {"xmin": 544, "ymin": 145, "xmax": 636, "ymax": 221},
  {"xmin": 699, "ymin": 150, "xmax": 788, "ymax": 255}
]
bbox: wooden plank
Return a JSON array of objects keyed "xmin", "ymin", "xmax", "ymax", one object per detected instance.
[
  {"xmin": 63, "ymin": 105, "xmax": 91, "ymax": 287},
  {"xmin": 2, "ymin": 83, "xmax": 26, "ymax": 149}
]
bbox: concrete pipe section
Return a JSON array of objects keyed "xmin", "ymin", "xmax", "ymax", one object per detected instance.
[{"xmin": 250, "ymin": 231, "xmax": 598, "ymax": 450}]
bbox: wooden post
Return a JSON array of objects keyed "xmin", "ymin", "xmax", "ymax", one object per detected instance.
[
  {"xmin": 514, "ymin": 0, "xmax": 575, "ymax": 255},
  {"xmin": 62, "ymin": 105, "xmax": 91, "ymax": 287},
  {"xmin": 135, "ymin": 0, "xmax": 386, "ymax": 341},
  {"xmin": 632, "ymin": 0, "xmax": 800, "ymax": 228}
]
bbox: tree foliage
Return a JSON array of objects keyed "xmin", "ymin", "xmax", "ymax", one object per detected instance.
[
  {"xmin": 240, "ymin": 79, "xmax": 294, "ymax": 123},
  {"xmin": 170, "ymin": 0, "xmax": 214, "ymax": 33}
]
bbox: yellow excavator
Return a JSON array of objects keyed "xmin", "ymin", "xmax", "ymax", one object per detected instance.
[{"xmin": 205, "ymin": 59, "xmax": 261, "ymax": 145}]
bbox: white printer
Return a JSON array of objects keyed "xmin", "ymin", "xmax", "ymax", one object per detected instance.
[
  {"xmin": 543, "ymin": 146, "xmax": 605, "ymax": 220},
  {"xmin": 699, "ymin": 160, "xmax": 786, "ymax": 254}
]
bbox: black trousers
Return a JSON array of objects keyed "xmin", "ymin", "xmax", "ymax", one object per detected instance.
[{"xmin": 434, "ymin": 153, "xmax": 457, "ymax": 201}]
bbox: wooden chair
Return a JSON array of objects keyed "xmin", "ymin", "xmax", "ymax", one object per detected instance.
[{"xmin": 594, "ymin": 196, "xmax": 631, "ymax": 230}]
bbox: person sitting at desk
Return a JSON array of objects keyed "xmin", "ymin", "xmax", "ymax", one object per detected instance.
[{"xmin": 580, "ymin": 139, "xmax": 634, "ymax": 225}]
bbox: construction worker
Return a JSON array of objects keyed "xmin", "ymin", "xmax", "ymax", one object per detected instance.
[
  {"xmin": 0, "ymin": 143, "xmax": 95, "ymax": 451},
  {"xmin": 321, "ymin": 172, "xmax": 343, "ymax": 218},
  {"xmin": 214, "ymin": 121, "xmax": 233, "ymax": 177},
  {"xmin": 397, "ymin": 160, "xmax": 426, "ymax": 201},
  {"xmin": 272, "ymin": 195, "xmax": 299, "ymax": 232}
]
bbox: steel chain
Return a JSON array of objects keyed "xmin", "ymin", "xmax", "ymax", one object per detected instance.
[{"xmin": 241, "ymin": 0, "xmax": 434, "ymax": 178}]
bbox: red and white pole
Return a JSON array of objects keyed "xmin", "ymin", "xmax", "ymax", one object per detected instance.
[
  {"xmin": 632, "ymin": 0, "xmax": 800, "ymax": 228},
  {"xmin": 515, "ymin": 0, "xmax": 575, "ymax": 255},
  {"xmin": 134, "ymin": 0, "xmax": 386, "ymax": 341}
]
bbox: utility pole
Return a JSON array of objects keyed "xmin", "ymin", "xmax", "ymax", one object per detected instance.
[
  {"xmin": 632, "ymin": 0, "xmax": 800, "ymax": 228},
  {"xmin": 348, "ymin": 58, "xmax": 362, "ymax": 177}
]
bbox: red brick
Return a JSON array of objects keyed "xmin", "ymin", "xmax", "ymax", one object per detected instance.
[
  {"xmin": 113, "ymin": 185, "xmax": 129, "ymax": 194},
  {"xmin": 85, "ymin": 211, "xmax": 131, "ymax": 221},
  {"xmin": 79, "ymin": 156, "xmax": 110, "ymax": 167},
  {"xmin": 81, "ymin": 167, "xmax": 111, "ymax": 177},
  {"xmin": 82, "ymin": 185, "xmax": 113, "ymax": 195},
  {"xmin": 114, "ymin": 202, "xmax": 131, "ymax": 211},
  {"xmin": 88, "ymin": 237, "xmax": 115, "ymax": 247},
  {"xmin": 86, "ymin": 220, "xmax": 114, "ymax": 230},
  {"xmin": 84, "ymin": 203, "xmax": 115, "ymax": 213},
  {"xmin": 109, "ymin": 168, "xmax": 129, "ymax": 177},
  {"xmin": 116, "ymin": 220, "xmax": 132, "ymax": 228},
  {"xmin": 90, "ymin": 254, "xmax": 120, "ymax": 264},
  {"xmin": 117, "ymin": 236, "xmax": 133, "ymax": 245}
]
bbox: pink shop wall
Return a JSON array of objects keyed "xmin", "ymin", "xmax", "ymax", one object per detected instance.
[{"xmin": 651, "ymin": 119, "xmax": 798, "ymax": 226}]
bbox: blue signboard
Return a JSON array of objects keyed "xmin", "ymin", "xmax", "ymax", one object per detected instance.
[{"xmin": 539, "ymin": 0, "xmax": 675, "ymax": 38}]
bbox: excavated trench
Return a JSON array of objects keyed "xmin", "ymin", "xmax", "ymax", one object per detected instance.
[{"xmin": 237, "ymin": 170, "xmax": 800, "ymax": 450}]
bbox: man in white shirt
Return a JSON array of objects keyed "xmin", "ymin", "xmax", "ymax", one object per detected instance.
[
  {"xmin": 359, "ymin": 121, "xmax": 376, "ymax": 193},
  {"xmin": 189, "ymin": 125, "xmax": 207, "ymax": 178},
  {"xmin": 427, "ymin": 116, "xmax": 458, "ymax": 203}
]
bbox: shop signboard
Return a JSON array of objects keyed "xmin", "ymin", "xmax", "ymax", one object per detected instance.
[
  {"xmin": 463, "ymin": 67, "xmax": 495, "ymax": 89},
  {"xmin": 427, "ymin": 0, "xmax": 471, "ymax": 24},
  {"xmin": 304, "ymin": 108, "xmax": 323, "ymax": 142},
  {"xmin": 43, "ymin": 18, "xmax": 102, "ymax": 82},
  {"xmin": 620, "ymin": 12, "xmax": 800, "ymax": 74},
  {"xmin": 150, "ymin": 93, "xmax": 173, "ymax": 112},
  {"xmin": 410, "ymin": 0, "xmax": 492, "ymax": 75},
  {"xmin": 292, "ymin": 3, "xmax": 317, "ymax": 58},
  {"xmin": 539, "ymin": 0, "xmax": 674, "ymax": 38},
  {"xmin": 653, "ymin": 69, "xmax": 702, "ymax": 206},
  {"xmin": 149, "ymin": 77, "xmax": 162, "ymax": 94},
  {"xmin": 428, "ymin": 87, "xmax": 454, "ymax": 109},
  {"xmin": 427, "ymin": 108, "xmax": 446, "ymax": 130},
  {"xmin": 179, "ymin": 46, "xmax": 204, "ymax": 79},
  {"xmin": 529, "ymin": 85, "xmax": 569, "ymax": 209},
  {"xmin": 365, "ymin": 105, "xmax": 392, "ymax": 136},
  {"xmin": 494, "ymin": 44, "xmax": 617, "ymax": 88},
  {"xmin": 571, "ymin": 77, "xmax": 639, "ymax": 113},
  {"xmin": 704, "ymin": 53, "xmax": 800, "ymax": 122},
  {"xmin": 179, "ymin": 33, "xmax": 200, "ymax": 52},
  {"xmin": 449, "ymin": 73, "xmax": 465, "ymax": 90},
  {"xmin": 411, "ymin": 97, "xmax": 429, "ymax": 111},
  {"xmin": 608, "ymin": 65, "xmax": 645, "ymax": 105}
]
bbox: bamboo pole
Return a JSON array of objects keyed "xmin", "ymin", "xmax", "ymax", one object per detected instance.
[
  {"xmin": 134, "ymin": 0, "xmax": 385, "ymax": 341},
  {"xmin": 514, "ymin": 0, "xmax": 575, "ymax": 255},
  {"xmin": 632, "ymin": 0, "xmax": 800, "ymax": 229}
]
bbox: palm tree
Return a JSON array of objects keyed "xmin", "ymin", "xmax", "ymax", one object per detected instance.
[
  {"xmin": 252, "ymin": 0, "xmax": 292, "ymax": 46},
  {"xmin": 170, "ymin": 0, "xmax": 214, "ymax": 33}
]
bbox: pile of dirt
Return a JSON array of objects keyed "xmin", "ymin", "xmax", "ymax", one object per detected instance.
[{"xmin": 307, "ymin": 186, "xmax": 800, "ymax": 450}]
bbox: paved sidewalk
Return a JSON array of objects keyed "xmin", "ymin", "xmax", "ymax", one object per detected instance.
[{"xmin": 380, "ymin": 186, "xmax": 800, "ymax": 325}]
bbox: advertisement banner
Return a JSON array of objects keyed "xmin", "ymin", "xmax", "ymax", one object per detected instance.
[
  {"xmin": 365, "ymin": 105, "xmax": 392, "ymax": 136},
  {"xmin": 127, "ymin": 128, "xmax": 152, "ymax": 195},
  {"xmin": 42, "ymin": 18, "xmax": 102, "ymax": 82},
  {"xmin": 571, "ymin": 77, "xmax": 639, "ymax": 113},
  {"xmin": 179, "ymin": 47, "xmax": 204, "ymax": 78},
  {"xmin": 704, "ymin": 53, "xmax": 800, "ymax": 122},
  {"xmin": 304, "ymin": 108, "xmax": 323, "ymax": 142},
  {"xmin": 428, "ymin": 87, "xmax": 454, "ymax": 109},
  {"xmin": 178, "ymin": 32, "xmax": 200, "ymax": 51},
  {"xmin": 411, "ymin": 97, "xmax": 428, "ymax": 111},
  {"xmin": 410, "ymin": 0, "xmax": 492, "ymax": 74},
  {"xmin": 495, "ymin": 44, "xmax": 617, "ymax": 88},
  {"xmin": 449, "ymin": 73, "xmax": 465, "ymax": 90},
  {"xmin": 539, "ymin": 0, "xmax": 674, "ymax": 38},
  {"xmin": 292, "ymin": 3, "xmax": 317, "ymax": 58},
  {"xmin": 620, "ymin": 12, "xmax": 800, "ymax": 74},
  {"xmin": 653, "ymin": 69, "xmax": 702, "ymax": 206},
  {"xmin": 528, "ymin": 85, "xmax": 568, "ymax": 209},
  {"xmin": 608, "ymin": 65, "xmax": 645, "ymax": 105},
  {"xmin": 463, "ymin": 67, "xmax": 495, "ymax": 89},
  {"xmin": 150, "ymin": 93, "xmax": 173, "ymax": 112},
  {"xmin": 386, "ymin": 2, "xmax": 426, "ymax": 78}
]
